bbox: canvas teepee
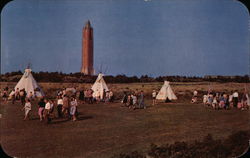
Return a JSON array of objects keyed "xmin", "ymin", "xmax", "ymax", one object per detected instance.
[
  {"xmin": 91, "ymin": 73, "xmax": 109, "ymax": 99},
  {"xmin": 10, "ymin": 68, "xmax": 44, "ymax": 97},
  {"xmin": 156, "ymin": 81, "xmax": 177, "ymax": 100}
]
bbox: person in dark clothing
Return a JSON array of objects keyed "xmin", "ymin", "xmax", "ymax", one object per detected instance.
[
  {"xmin": 20, "ymin": 89, "xmax": 27, "ymax": 106},
  {"xmin": 79, "ymin": 90, "xmax": 85, "ymax": 101},
  {"xmin": 102, "ymin": 90, "xmax": 106, "ymax": 102},
  {"xmin": 138, "ymin": 91, "xmax": 146, "ymax": 109},
  {"xmin": 57, "ymin": 96, "xmax": 63, "ymax": 118},
  {"xmin": 122, "ymin": 92, "xmax": 128, "ymax": 106},
  {"xmin": 38, "ymin": 98, "xmax": 46, "ymax": 121},
  {"xmin": 232, "ymin": 90, "xmax": 239, "ymax": 108}
]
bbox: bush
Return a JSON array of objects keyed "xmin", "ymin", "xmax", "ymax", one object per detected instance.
[{"xmin": 112, "ymin": 130, "xmax": 250, "ymax": 158}]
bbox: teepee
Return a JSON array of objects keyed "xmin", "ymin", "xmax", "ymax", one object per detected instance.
[
  {"xmin": 10, "ymin": 68, "xmax": 44, "ymax": 97},
  {"xmin": 91, "ymin": 73, "xmax": 109, "ymax": 99},
  {"xmin": 156, "ymin": 81, "xmax": 177, "ymax": 100}
]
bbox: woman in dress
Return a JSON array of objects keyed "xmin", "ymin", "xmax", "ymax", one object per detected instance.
[
  {"xmin": 70, "ymin": 97, "xmax": 77, "ymax": 121},
  {"xmin": 23, "ymin": 99, "xmax": 31, "ymax": 120}
]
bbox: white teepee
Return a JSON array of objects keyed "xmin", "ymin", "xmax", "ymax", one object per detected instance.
[
  {"xmin": 156, "ymin": 81, "xmax": 177, "ymax": 100},
  {"xmin": 10, "ymin": 68, "xmax": 44, "ymax": 97},
  {"xmin": 91, "ymin": 73, "xmax": 109, "ymax": 99}
]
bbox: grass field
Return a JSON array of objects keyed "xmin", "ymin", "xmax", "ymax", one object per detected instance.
[
  {"xmin": 0, "ymin": 82, "xmax": 250, "ymax": 158},
  {"xmin": 1, "ymin": 100, "xmax": 249, "ymax": 158},
  {"xmin": 1, "ymin": 81, "xmax": 249, "ymax": 99}
]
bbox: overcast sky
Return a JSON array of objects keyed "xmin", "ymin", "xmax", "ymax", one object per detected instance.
[{"xmin": 1, "ymin": 0, "xmax": 249, "ymax": 76}]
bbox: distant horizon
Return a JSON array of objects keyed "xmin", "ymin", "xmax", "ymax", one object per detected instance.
[
  {"xmin": 1, "ymin": 69, "xmax": 249, "ymax": 78},
  {"xmin": 1, "ymin": 0, "xmax": 249, "ymax": 77}
]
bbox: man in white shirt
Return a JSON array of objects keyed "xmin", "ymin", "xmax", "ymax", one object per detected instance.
[
  {"xmin": 152, "ymin": 90, "xmax": 157, "ymax": 106},
  {"xmin": 232, "ymin": 90, "xmax": 239, "ymax": 108},
  {"xmin": 57, "ymin": 96, "xmax": 63, "ymax": 118},
  {"xmin": 44, "ymin": 99, "xmax": 52, "ymax": 123}
]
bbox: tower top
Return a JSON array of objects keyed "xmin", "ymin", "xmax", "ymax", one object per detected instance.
[{"xmin": 85, "ymin": 20, "xmax": 92, "ymax": 29}]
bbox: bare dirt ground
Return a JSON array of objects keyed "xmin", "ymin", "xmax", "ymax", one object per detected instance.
[{"xmin": 1, "ymin": 99, "xmax": 249, "ymax": 158}]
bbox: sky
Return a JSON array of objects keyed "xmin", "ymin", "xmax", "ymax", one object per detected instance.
[{"xmin": 1, "ymin": 0, "xmax": 249, "ymax": 77}]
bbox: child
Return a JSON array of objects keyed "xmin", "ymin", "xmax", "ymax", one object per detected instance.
[{"xmin": 23, "ymin": 99, "xmax": 31, "ymax": 120}]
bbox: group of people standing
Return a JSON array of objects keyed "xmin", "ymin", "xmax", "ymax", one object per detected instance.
[
  {"xmin": 121, "ymin": 89, "xmax": 159, "ymax": 110},
  {"xmin": 2, "ymin": 87, "xmax": 35, "ymax": 105},
  {"xmin": 202, "ymin": 90, "xmax": 249, "ymax": 110},
  {"xmin": 121, "ymin": 90, "xmax": 147, "ymax": 110},
  {"xmin": 35, "ymin": 94, "xmax": 78, "ymax": 123},
  {"xmin": 78, "ymin": 89, "xmax": 114, "ymax": 103}
]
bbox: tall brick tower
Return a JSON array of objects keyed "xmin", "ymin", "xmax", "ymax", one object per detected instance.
[{"xmin": 81, "ymin": 20, "xmax": 94, "ymax": 75}]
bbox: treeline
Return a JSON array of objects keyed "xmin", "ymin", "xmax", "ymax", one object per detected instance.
[{"xmin": 0, "ymin": 71, "xmax": 249, "ymax": 83}]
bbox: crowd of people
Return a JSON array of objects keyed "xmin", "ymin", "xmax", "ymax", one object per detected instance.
[
  {"xmin": 56, "ymin": 88, "xmax": 114, "ymax": 104},
  {"xmin": 6, "ymin": 87, "xmax": 35, "ymax": 105},
  {"xmin": 1, "ymin": 86, "xmax": 250, "ymax": 123},
  {"xmin": 191, "ymin": 90, "xmax": 250, "ymax": 110},
  {"xmin": 121, "ymin": 89, "xmax": 159, "ymax": 110}
]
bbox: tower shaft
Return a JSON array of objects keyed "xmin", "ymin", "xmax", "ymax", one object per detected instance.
[{"xmin": 81, "ymin": 21, "xmax": 94, "ymax": 75}]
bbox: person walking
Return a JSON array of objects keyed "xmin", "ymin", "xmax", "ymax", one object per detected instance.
[
  {"xmin": 38, "ymin": 98, "xmax": 45, "ymax": 121},
  {"xmin": 139, "ymin": 91, "xmax": 146, "ymax": 109},
  {"xmin": 20, "ymin": 89, "xmax": 27, "ymax": 106},
  {"xmin": 22, "ymin": 99, "xmax": 31, "ymax": 120},
  {"xmin": 70, "ymin": 97, "xmax": 77, "ymax": 121},
  {"xmin": 44, "ymin": 99, "xmax": 52, "ymax": 123},
  {"xmin": 122, "ymin": 92, "xmax": 128, "ymax": 106}
]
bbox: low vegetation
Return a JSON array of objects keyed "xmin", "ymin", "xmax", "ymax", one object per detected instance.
[{"xmin": 112, "ymin": 130, "xmax": 250, "ymax": 158}]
